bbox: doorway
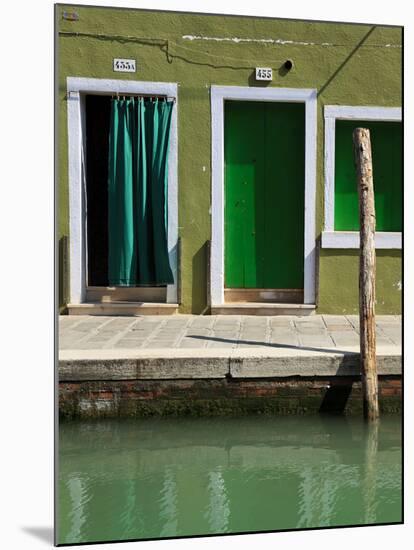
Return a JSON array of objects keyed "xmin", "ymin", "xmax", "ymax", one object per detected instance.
[
  {"xmin": 224, "ymin": 100, "xmax": 305, "ymax": 303},
  {"xmin": 84, "ymin": 94, "xmax": 173, "ymax": 303},
  {"xmin": 210, "ymin": 85, "xmax": 317, "ymax": 309},
  {"xmin": 66, "ymin": 77, "xmax": 179, "ymax": 308}
]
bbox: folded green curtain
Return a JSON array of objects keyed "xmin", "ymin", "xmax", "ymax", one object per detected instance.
[{"xmin": 108, "ymin": 97, "xmax": 174, "ymax": 285}]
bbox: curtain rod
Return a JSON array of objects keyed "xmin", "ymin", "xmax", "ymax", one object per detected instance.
[
  {"xmin": 110, "ymin": 93, "xmax": 176, "ymax": 102},
  {"xmin": 67, "ymin": 91, "xmax": 176, "ymax": 102}
]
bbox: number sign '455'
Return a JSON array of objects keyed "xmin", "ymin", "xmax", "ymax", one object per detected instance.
[
  {"xmin": 113, "ymin": 59, "xmax": 136, "ymax": 73},
  {"xmin": 255, "ymin": 67, "xmax": 272, "ymax": 81}
]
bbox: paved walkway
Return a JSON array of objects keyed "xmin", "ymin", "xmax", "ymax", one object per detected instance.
[
  {"xmin": 59, "ymin": 315, "xmax": 401, "ymax": 381},
  {"xmin": 59, "ymin": 314, "xmax": 401, "ymax": 357}
]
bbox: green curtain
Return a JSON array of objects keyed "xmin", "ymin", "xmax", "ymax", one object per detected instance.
[{"xmin": 108, "ymin": 97, "xmax": 174, "ymax": 286}]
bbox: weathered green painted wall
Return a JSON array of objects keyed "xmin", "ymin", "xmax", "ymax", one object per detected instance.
[
  {"xmin": 57, "ymin": 5, "xmax": 402, "ymax": 313},
  {"xmin": 318, "ymin": 250, "xmax": 402, "ymax": 314}
]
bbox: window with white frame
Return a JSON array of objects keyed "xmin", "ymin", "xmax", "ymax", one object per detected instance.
[{"xmin": 322, "ymin": 106, "xmax": 402, "ymax": 249}]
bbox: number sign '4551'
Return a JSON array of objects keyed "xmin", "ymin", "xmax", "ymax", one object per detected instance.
[
  {"xmin": 255, "ymin": 67, "xmax": 272, "ymax": 81},
  {"xmin": 113, "ymin": 59, "xmax": 136, "ymax": 73}
]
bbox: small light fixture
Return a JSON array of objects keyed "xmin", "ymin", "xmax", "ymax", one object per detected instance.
[
  {"xmin": 284, "ymin": 59, "xmax": 294, "ymax": 71},
  {"xmin": 62, "ymin": 11, "xmax": 79, "ymax": 21}
]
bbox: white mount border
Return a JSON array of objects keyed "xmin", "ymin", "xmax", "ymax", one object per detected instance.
[
  {"xmin": 66, "ymin": 77, "xmax": 179, "ymax": 304},
  {"xmin": 210, "ymin": 85, "xmax": 317, "ymax": 306},
  {"xmin": 323, "ymin": 105, "xmax": 402, "ymax": 249}
]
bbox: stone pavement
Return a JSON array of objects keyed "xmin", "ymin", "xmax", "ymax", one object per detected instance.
[
  {"xmin": 59, "ymin": 314, "xmax": 401, "ymax": 355},
  {"xmin": 59, "ymin": 314, "xmax": 402, "ymax": 382}
]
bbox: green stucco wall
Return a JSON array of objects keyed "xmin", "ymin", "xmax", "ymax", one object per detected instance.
[
  {"xmin": 318, "ymin": 250, "xmax": 402, "ymax": 314},
  {"xmin": 57, "ymin": 5, "xmax": 402, "ymax": 313}
]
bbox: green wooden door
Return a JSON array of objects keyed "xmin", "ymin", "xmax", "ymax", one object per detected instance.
[{"xmin": 224, "ymin": 101, "xmax": 305, "ymax": 289}]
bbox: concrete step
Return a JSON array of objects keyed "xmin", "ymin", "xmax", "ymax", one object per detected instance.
[
  {"xmin": 67, "ymin": 302, "xmax": 179, "ymax": 316},
  {"xmin": 211, "ymin": 303, "xmax": 316, "ymax": 316}
]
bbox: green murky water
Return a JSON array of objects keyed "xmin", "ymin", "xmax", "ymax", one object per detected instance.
[{"xmin": 58, "ymin": 415, "xmax": 402, "ymax": 544}]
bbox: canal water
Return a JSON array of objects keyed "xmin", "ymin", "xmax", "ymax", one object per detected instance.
[{"xmin": 58, "ymin": 415, "xmax": 402, "ymax": 545}]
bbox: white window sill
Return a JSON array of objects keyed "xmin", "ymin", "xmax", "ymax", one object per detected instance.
[{"xmin": 321, "ymin": 231, "xmax": 402, "ymax": 249}]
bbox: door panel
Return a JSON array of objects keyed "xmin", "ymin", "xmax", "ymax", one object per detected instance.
[
  {"xmin": 224, "ymin": 101, "xmax": 305, "ymax": 290},
  {"xmin": 224, "ymin": 102, "xmax": 265, "ymax": 287}
]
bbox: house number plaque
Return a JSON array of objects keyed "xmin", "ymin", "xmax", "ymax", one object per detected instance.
[
  {"xmin": 113, "ymin": 59, "xmax": 137, "ymax": 73},
  {"xmin": 255, "ymin": 67, "xmax": 273, "ymax": 81}
]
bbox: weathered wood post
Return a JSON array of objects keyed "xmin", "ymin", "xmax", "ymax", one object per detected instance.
[{"xmin": 353, "ymin": 128, "xmax": 379, "ymax": 421}]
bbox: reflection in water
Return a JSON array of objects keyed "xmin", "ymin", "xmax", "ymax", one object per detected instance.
[
  {"xmin": 206, "ymin": 470, "xmax": 230, "ymax": 533},
  {"xmin": 58, "ymin": 415, "xmax": 402, "ymax": 544},
  {"xmin": 159, "ymin": 470, "xmax": 178, "ymax": 537},
  {"xmin": 66, "ymin": 475, "xmax": 86, "ymax": 543},
  {"xmin": 363, "ymin": 421, "xmax": 379, "ymax": 525}
]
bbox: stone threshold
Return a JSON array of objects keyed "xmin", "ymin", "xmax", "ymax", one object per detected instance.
[
  {"xmin": 211, "ymin": 303, "xmax": 316, "ymax": 315},
  {"xmin": 67, "ymin": 302, "xmax": 179, "ymax": 316}
]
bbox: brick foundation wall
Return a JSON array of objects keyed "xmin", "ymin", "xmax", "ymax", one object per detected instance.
[{"xmin": 59, "ymin": 376, "xmax": 401, "ymax": 419}]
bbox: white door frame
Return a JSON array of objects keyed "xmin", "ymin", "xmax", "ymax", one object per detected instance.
[
  {"xmin": 210, "ymin": 85, "xmax": 317, "ymax": 306},
  {"xmin": 66, "ymin": 77, "xmax": 179, "ymax": 304}
]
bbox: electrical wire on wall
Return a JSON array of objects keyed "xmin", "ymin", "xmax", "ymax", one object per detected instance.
[{"xmin": 58, "ymin": 29, "xmax": 402, "ymax": 71}]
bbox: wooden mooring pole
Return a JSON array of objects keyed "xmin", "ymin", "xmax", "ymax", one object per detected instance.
[{"xmin": 353, "ymin": 128, "xmax": 379, "ymax": 421}]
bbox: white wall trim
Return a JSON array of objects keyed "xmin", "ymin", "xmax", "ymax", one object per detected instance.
[
  {"xmin": 304, "ymin": 90, "xmax": 318, "ymax": 304},
  {"xmin": 324, "ymin": 104, "xmax": 402, "ymax": 248},
  {"xmin": 324, "ymin": 116, "xmax": 336, "ymax": 233},
  {"xmin": 321, "ymin": 231, "xmax": 402, "ymax": 249},
  {"xmin": 210, "ymin": 85, "xmax": 317, "ymax": 306},
  {"xmin": 325, "ymin": 105, "xmax": 402, "ymax": 121},
  {"xmin": 67, "ymin": 90, "xmax": 84, "ymax": 304},
  {"xmin": 66, "ymin": 77, "xmax": 179, "ymax": 304},
  {"xmin": 67, "ymin": 77, "xmax": 178, "ymax": 97}
]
